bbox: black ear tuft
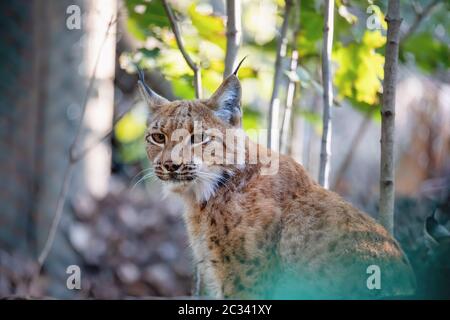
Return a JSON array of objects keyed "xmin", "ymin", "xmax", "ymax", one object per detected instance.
[
  {"xmin": 232, "ymin": 56, "xmax": 248, "ymax": 76},
  {"xmin": 137, "ymin": 66, "xmax": 153, "ymax": 100},
  {"xmin": 137, "ymin": 65, "xmax": 145, "ymax": 82},
  {"xmin": 136, "ymin": 66, "xmax": 169, "ymax": 111}
]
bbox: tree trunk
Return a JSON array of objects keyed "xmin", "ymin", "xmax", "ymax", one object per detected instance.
[
  {"xmin": 279, "ymin": 0, "xmax": 301, "ymax": 154},
  {"xmin": 0, "ymin": 0, "xmax": 117, "ymax": 297},
  {"xmin": 267, "ymin": 0, "xmax": 292, "ymax": 150},
  {"xmin": 223, "ymin": 0, "xmax": 242, "ymax": 78},
  {"xmin": 318, "ymin": 0, "xmax": 335, "ymax": 189},
  {"xmin": 279, "ymin": 50, "xmax": 298, "ymax": 154},
  {"xmin": 380, "ymin": 0, "xmax": 402, "ymax": 234}
]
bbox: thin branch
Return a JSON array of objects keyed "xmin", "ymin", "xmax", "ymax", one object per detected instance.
[
  {"xmin": 279, "ymin": 0, "xmax": 301, "ymax": 153},
  {"xmin": 401, "ymin": 0, "xmax": 440, "ymax": 42},
  {"xmin": 223, "ymin": 0, "xmax": 242, "ymax": 78},
  {"xmin": 380, "ymin": 0, "xmax": 402, "ymax": 234},
  {"xmin": 267, "ymin": 0, "xmax": 293, "ymax": 150},
  {"xmin": 162, "ymin": 0, "xmax": 202, "ymax": 98},
  {"xmin": 37, "ymin": 16, "xmax": 117, "ymax": 268},
  {"xmin": 286, "ymin": 93, "xmax": 300, "ymax": 157},
  {"xmin": 279, "ymin": 51, "xmax": 299, "ymax": 153},
  {"xmin": 318, "ymin": 0, "xmax": 335, "ymax": 189}
]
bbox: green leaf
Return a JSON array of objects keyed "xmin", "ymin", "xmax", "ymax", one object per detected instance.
[
  {"xmin": 401, "ymin": 32, "xmax": 450, "ymax": 73},
  {"xmin": 125, "ymin": 0, "xmax": 169, "ymax": 41},
  {"xmin": 242, "ymin": 107, "xmax": 263, "ymax": 131},
  {"xmin": 139, "ymin": 47, "xmax": 160, "ymax": 59},
  {"xmin": 332, "ymin": 30, "xmax": 385, "ymax": 106},
  {"xmin": 126, "ymin": 18, "xmax": 148, "ymax": 41},
  {"xmin": 171, "ymin": 75, "xmax": 195, "ymax": 99},
  {"xmin": 296, "ymin": 3, "xmax": 323, "ymax": 58},
  {"xmin": 115, "ymin": 111, "xmax": 146, "ymax": 144},
  {"xmin": 188, "ymin": 4, "xmax": 226, "ymax": 50}
]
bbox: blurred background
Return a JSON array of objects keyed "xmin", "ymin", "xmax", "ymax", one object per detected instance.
[{"xmin": 0, "ymin": 0, "xmax": 449, "ymax": 299}]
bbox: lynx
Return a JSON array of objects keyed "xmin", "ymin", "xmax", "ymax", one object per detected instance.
[{"xmin": 138, "ymin": 67, "xmax": 416, "ymax": 299}]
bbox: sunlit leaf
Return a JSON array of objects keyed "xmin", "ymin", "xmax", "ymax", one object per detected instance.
[
  {"xmin": 126, "ymin": 18, "xmax": 147, "ymax": 41},
  {"xmin": 235, "ymin": 66, "xmax": 258, "ymax": 79},
  {"xmin": 242, "ymin": 107, "xmax": 263, "ymax": 131},
  {"xmin": 188, "ymin": 3, "xmax": 226, "ymax": 50},
  {"xmin": 202, "ymin": 69, "xmax": 223, "ymax": 94},
  {"xmin": 125, "ymin": 0, "xmax": 169, "ymax": 41},
  {"xmin": 362, "ymin": 30, "xmax": 386, "ymax": 48},
  {"xmin": 115, "ymin": 110, "xmax": 147, "ymax": 144},
  {"xmin": 332, "ymin": 30, "xmax": 385, "ymax": 106},
  {"xmin": 171, "ymin": 75, "xmax": 195, "ymax": 99}
]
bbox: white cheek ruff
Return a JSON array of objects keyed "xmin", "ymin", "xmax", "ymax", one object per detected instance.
[
  {"xmin": 158, "ymin": 161, "xmax": 235, "ymax": 203},
  {"xmin": 192, "ymin": 176, "xmax": 218, "ymax": 203},
  {"xmin": 160, "ymin": 176, "xmax": 215, "ymax": 202},
  {"xmin": 192, "ymin": 169, "xmax": 233, "ymax": 203},
  {"xmin": 161, "ymin": 182, "xmax": 174, "ymax": 199}
]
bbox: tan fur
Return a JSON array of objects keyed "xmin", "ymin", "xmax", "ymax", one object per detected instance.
[{"xmin": 142, "ymin": 75, "xmax": 416, "ymax": 299}]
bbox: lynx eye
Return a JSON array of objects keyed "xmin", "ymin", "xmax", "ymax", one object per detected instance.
[
  {"xmin": 148, "ymin": 133, "xmax": 165, "ymax": 145},
  {"xmin": 190, "ymin": 132, "xmax": 209, "ymax": 145}
]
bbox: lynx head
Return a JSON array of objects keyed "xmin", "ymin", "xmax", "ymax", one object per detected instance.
[{"xmin": 138, "ymin": 63, "xmax": 246, "ymax": 202}]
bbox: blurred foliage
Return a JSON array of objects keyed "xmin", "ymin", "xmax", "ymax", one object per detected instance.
[
  {"xmin": 333, "ymin": 30, "xmax": 385, "ymax": 105},
  {"xmin": 402, "ymin": 32, "xmax": 450, "ymax": 72},
  {"xmin": 116, "ymin": 0, "xmax": 448, "ymax": 164},
  {"xmin": 399, "ymin": 2, "xmax": 450, "ymax": 73},
  {"xmin": 115, "ymin": 103, "xmax": 148, "ymax": 163},
  {"xmin": 242, "ymin": 107, "xmax": 263, "ymax": 131}
]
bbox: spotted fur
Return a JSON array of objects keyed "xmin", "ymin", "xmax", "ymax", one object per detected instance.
[{"xmin": 141, "ymin": 74, "xmax": 416, "ymax": 299}]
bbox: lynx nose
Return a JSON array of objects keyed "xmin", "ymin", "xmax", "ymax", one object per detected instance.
[{"xmin": 163, "ymin": 161, "xmax": 181, "ymax": 172}]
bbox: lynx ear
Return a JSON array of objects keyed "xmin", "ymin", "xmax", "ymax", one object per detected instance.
[
  {"xmin": 137, "ymin": 67, "xmax": 169, "ymax": 111},
  {"xmin": 207, "ymin": 75, "xmax": 242, "ymax": 126}
]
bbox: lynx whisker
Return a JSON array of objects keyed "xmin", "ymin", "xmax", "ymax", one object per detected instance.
[
  {"xmin": 131, "ymin": 171, "xmax": 156, "ymax": 191},
  {"xmin": 131, "ymin": 167, "xmax": 155, "ymax": 184}
]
